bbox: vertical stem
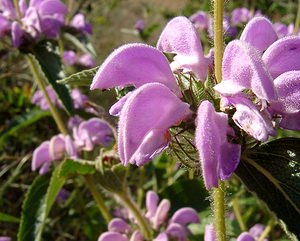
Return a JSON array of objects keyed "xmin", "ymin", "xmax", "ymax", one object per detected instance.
[
  {"xmin": 213, "ymin": 180, "xmax": 227, "ymax": 241},
  {"xmin": 294, "ymin": 0, "xmax": 300, "ymax": 34},
  {"xmin": 13, "ymin": 0, "xmax": 22, "ymax": 20},
  {"xmin": 257, "ymin": 220, "xmax": 274, "ymax": 241},
  {"xmin": 118, "ymin": 191, "xmax": 152, "ymax": 240},
  {"xmin": 232, "ymin": 198, "xmax": 247, "ymax": 232},
  {"xmin": 26, "ymin": 55, "xmax": 68, "ymax": 135},
  {"xmin": 213, "ymin": 0, "xmax": 224, "ymax": 84},
  {"xmin": 84, "ymin": 175, "xmax": 112, "ymax": 224}
]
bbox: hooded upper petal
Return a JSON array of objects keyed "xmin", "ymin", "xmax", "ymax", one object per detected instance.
[
  {"xmin": 169, "ymin": 207, "xmax": 199, "ymax": 226},
  {"xmin": 262, "ymin": 36, "xmax": 300, "ymax": 78},
  {"xmin": 195, "ymin": 101, "xmax": 241, "ymax": 189},
  {"xmin": 32, "ymin": 141, "xmax": 52, "ymax": 174},
  {"xmin": 157, "ymin": 16, "xmax": 208, "ymax": 81},
  {"xmin": 108, "ymin": 218, "xmax": 130, "ymax": 234},
  {"xmin": 145, "ymin": 191, "xmax": 159, "ymax": 219},
  {"xmin": 49, "ymin": 134, "xmax": 66, "ymax": 160},
  {"xmin": 236, "ymin": 233, "xmax": 255, "ymax": 241},
  {"xmin": 240, "ymin": 17, "xmax": 278, "ymax": 52},
  {"xmin": 270, "ymin": 70, "xmax": 300, "ymax": 114},
  {"xmin": 118, "ymin": 83, "xmax": 191, "ymax": 166},
  {"xmin": 91, "ymin": 43, "xmax": 181, "ymax": 97},
  {"xmin": 98, "ymin": 232, "xmax": 128, "ymax": 241},
  {"xmin": 214, "ymin": 40, "xmax": 276, "ymax": 101}
]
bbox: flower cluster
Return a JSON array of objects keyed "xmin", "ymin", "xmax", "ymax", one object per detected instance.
[
  {"xmin": 91, "ymin": 14, "xmax": 300, "ymax": 191},
  {"xmin": 63, "ymin": 50, "xmax": 96, "ymax": 68},
  {"xmin": 32, "ymin": 117, "xmax": 113, "ymax": 174},
  {"xmin": 98, "ymin": 191, "xmax": 199, "ymax": 241},
  {"xmin": 205, "ymin": 223, "xmax": 267, "ymax": 241},
  {"xmin": 0, "ymin": 0, "xmax": 67, "ymax": 47}
]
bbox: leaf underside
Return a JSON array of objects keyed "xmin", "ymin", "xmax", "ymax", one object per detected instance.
[{"xmin": 235, "ymin": 137, "xmax": 300, "ymax": 240}]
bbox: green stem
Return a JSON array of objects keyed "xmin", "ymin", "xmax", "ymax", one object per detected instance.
[
  {"xmin": 213, "ymin": 0, "xmax": 224, "ymax": 84},
  {"xmin": 232, "ymin": 198, "xmax": 247, "ymax": 232},
  {"xmin": 257, "ymin": 220, "xmax": 274, "ymax": 241},
  {"xmin": 13, "ymin": 0, "xmax": 22, "ymax": 21},
  {"xmin": 84, "ymin": 175, "xmax": 112, "ymax": 224},
  {"xmin": 213, "ymin": 180, "xmax": 227, "ymax": 241},
  {"xmin": 118, "ymin": 191, "xmax": 152, "ymax": 240},
  {"xmin": 26, "ymin": 55, "xmax": 68, "ymax": 135},
  {"xmin": 294, "ymin": 0, "xmax": 300, "ymax": 34}
]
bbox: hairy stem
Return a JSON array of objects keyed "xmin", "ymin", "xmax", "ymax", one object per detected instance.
[
  {"xmin": 213, "ymin": 0, "xmax": 224, "ymax": 84},
  {"xmin": 213, "ymin": 180, "xmax": 227, "ymax": 241},
  {"xmin": 118, "ymin": 190, "xmax": 152, "ymax": 240},
  {"xmin": 84, "ymin": 175, "xmax": 112, "ymax": 224},
  {"xmin": 26, "ymin": 55, "xmax": 68, "ymax": 135}
]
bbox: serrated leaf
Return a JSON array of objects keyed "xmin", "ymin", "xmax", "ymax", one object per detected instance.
[
  {"xmin": 58, "ymin": 159, "xmax": 96, "ymax": 177},
  {"xmin": 57, "ymin": 67, "xmax": 98, "ymax": 86},
  {"xmin": 0, "ymin": 212, "xmax": 20, "ymax": 223},
  {"xmin": 18, "ymin": 164, "xmax": 66, "ymax": 241},
  {"xmin": 0, "ymin": 109, "xmax": 51, "ymax": 144},
  {"xmin": 235, "ymin": 137, "xmax": 300, "ymax": 240},
  {"xmin": 30, "ymin": 41, "xmax": 74, "ymax": 115}
]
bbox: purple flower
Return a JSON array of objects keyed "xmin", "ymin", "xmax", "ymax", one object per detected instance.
[
  {"xmin": 78, "ymin": 53, "xmax": 96, "ymax": 68},
  {"xmin": 231, "ymin": 7, "xmax": 252, "ymax": 26},
  {"xmin": 0, "ymin": 237, "xmax": 11, "ymax": 241},
  {"xmin": 98, "ymin": 191, "xmax": 199, "ymax": 241},
  {"xmin": 214, "ymin": 40, "xmax": 276, "ymax": 102},
  {"xmin": 262, "ymin": 36, "xmax": 300, "ymax": 79},
  {"xmin": 70, "ymin": 13, "xmax": 92, "ymax": 35},
  {"xmin": 72, "ymin": 118, "xmax": 113, "ymax": 151},
  {"xmin": 189, "ymin": 11, "xmax": 208, "ymax": 30},
  {"xmin": 31, "ymin": 85, "xmax": 59, "ymax": 110},
  {"xmin": 204, "ymin": 224, "xmax": 216, "ymax": 241},
  {"xmin": 90, "ymin": 43, "xmax": 181, "ymax": 97},
  {"xmin": 157, "ymin": 16, "xmax": 208, "ymax": 81},
  {"xmin": 195, "ymin": 101, "xmax": 241, "ymax": 189},
  {"xmin": 134, "ymin": 19, "xmax": 145, "ymax": 31},
  {"xmin": 71, "ymin": 88, "xmax": 89, "ymax": 109},
  {"xmin": 32, "ymin": 134, "xmax": 77, "ymax": 174},
  {"xmin": 240, "ymin": 17, "xmax": 278, "ymax": 52},
  {"xmin": 117, "ymin": 83, "xmax": 191, "ymax": 166},
  {"xmin": 221, "ymin": 94, "xmax": 275, "ymax": 141},
  {"xmin": 63, "ymin": 50, "xmax": 77, "ymax": 65},
  {"xmin": 273, "ymin": 22, "xmax": 294, "ymax": 38}
]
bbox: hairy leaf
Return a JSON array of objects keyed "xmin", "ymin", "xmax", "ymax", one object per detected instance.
[
  {"xmin": 0, "ymin": 109, "xmax": 51, "ymax": 143},
  {"xmin": 58, "ymin": 158, "xmax": 96, "ymax": 177},
  {"xmin": 18, "ymin": 164, "xmax": 66, "ymax": 241},
  {"xmin": 57, "ymin": 67, "xmax": 98, "ymax": 86},
  {"xmin": 235, "ymin": 137, "xmax": 300, "ymax": 240},
  {"xmin": 31, "ymin": 41, "xmax": 74, "ymax": 114}
]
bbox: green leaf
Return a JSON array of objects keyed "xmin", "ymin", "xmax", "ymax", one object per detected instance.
[
  {"xmin": 235, "ymin": 137, "xmax": 300, "ymax": 240},
  {"xmin": 18, "ymin": 164, "xmax": 67, "ymax": 241},
  {"xmin": 0, "ymin": 212, "xmax": 20, "ymax": 223},
  {"xmin": 58, "ymin": 159, "xmax": 96, "ymax": 177},
  {"xmin": 31, "ymin": 41, "xmax": 74, "ymax": 115},
  {"xmin": 57, "ymin": 67, "xmax": 98, "ymax": 86},
  {"xmin": 0, "ymin": 109, "xmax": 51, "ymax": 144}
]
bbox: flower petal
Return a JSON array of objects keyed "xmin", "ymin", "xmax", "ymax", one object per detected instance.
[
  {"xmin": 145, "ymin": 191, "xmax": 159, "ymax": 219},
  {"xmin": 157, "ymin": 16, "xmax": 208, "ymax": 81},
  {"xmin": 108, "ymin": 218, "xmax": 130, "ymax": 234},
  {"xmin": 169, "ymin": 207, "xmax": 199, "ymax": 226},
  {"xmin": 166, "ymin": 223, "xmax": 189, "ymax": 241},
  {"xmin": 152, "ymin": 199, "xmax": 170, "ymax": 229},
  {"xmin": 195, "ymin": 101, "xmax": 240, "ymax": 189},
  {"xmin": 271, "ymin": 70, "xmax": 300, "ymax": 114},
  {"xmin": 240, "ymin": 17, "xmax": 278, "ymax": 52},
  {"xmin": 204, "ymin": 224, "xmax": 216, "ymax": 241},
  {"xmin": 98, "ymin": 232, "xmax": 128, "ymax": 241},
  {"xmin": 31, "ymin": 141, "xmax": 51, "ymax": 173},
  {"xmin": 263, "ymin": 36, "xmax": 300, "ymax": 78},
  {"xmin": 118, "ymin": 83, "xmax": 191, "ymax": 166},
  {"xmin": 91, "ymin": 43, "xmax": 181, "ymax": 97},
  {"xmin": 237, "ymin": 233, "xmax": 255, "ymax": 241},
  {"xmin": 49, "ymin": 134, "xmax": 66, "ymax": 160},
  {"xmin": 214, "ymin": 40, "xmax": 276, "ymax": 101}
]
